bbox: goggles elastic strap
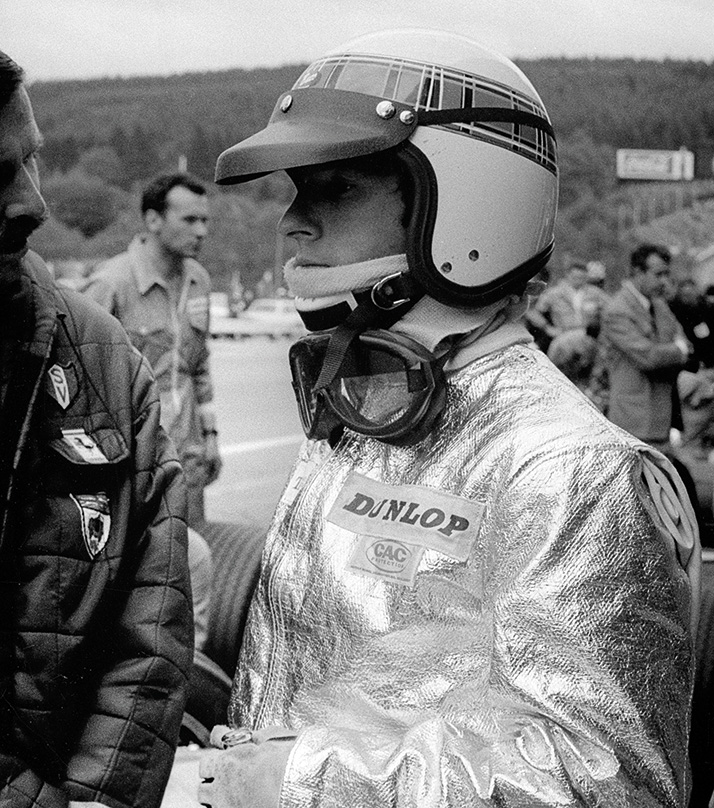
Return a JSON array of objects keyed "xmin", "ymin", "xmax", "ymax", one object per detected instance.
[{"xmin": 417, "ymin": 107, "xmax": 556, "ymax": 141}]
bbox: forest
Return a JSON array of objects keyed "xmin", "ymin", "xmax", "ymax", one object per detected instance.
[{"xmin": 25, "ymin": 57, "xmax": 714, "ymax": 296}]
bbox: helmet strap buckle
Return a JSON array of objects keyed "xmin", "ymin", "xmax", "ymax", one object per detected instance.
[{"xmin": 371, "ymin": 272, "xmax": 416, "ymax": 310}]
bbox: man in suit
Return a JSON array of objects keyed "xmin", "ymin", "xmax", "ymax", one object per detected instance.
[{"xmin": 601, "ymin": 243, "xmax": 692, "ymax": 450}]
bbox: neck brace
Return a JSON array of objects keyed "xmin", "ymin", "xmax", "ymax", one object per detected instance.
[{"xmin": 284, "ymin": 254, "xmax": 527, "ymax": 359}]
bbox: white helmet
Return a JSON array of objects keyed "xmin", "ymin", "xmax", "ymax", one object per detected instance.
[{"xmin": 216, "ymin": 29, "xmax": 558, "ymax": 307}]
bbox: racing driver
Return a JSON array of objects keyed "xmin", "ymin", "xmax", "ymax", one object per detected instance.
[{"xmin": 199, "ymin": 29, "xmax": 700, "ymax": 808}]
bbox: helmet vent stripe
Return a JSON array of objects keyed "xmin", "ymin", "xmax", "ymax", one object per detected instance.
[{"xmin": 294, "ymin": 53, "xmax": 556, "ymax": 174}]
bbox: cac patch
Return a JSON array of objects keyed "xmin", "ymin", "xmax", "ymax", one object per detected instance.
[
  {"xmin": 348, "ymin": 535, "xmax": 424, "ymax": 587},
  {"xmin": 71, "ymin": 492, "xmax": 111, "ymax": 559},
  {"xmin": 46, "ymin": 363, "xmax": 78, "ymax": 410}
]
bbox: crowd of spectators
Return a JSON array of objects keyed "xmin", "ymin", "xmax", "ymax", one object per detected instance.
[{"xmin": 529, "ymin": 245, "xmax": 714, "ymax": 543}]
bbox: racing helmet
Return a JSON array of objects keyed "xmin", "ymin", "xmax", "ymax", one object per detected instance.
[{"xmin": 215, "ymin": 29, "xmax": 558, "ymax": 308}]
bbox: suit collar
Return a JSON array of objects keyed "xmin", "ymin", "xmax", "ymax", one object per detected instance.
[{"xmin": 623, "ymin": 280, "xmax": 651, "ymax": 312}]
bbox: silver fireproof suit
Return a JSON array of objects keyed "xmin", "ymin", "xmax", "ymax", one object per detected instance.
[{"xmin": 229, "ymin": 326, "xmax": 698, "ymax": 807}]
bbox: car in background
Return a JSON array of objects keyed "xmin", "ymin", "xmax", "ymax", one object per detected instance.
[
  {"xmin": 210, "ymin": 296, "xmax": 305, "ymax": 340},
  {"xmin": 209, "ymin": 291, "xmax": 231, "ymax": 320}
]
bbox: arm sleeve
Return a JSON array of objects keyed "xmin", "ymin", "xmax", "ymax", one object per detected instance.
[
  {"xmin": 62, "ymin": 354, "xmax": 194, "ymax": 808},
  {"xmin": 0, "ymin": 758, "xmax": 70, "ymax": 808},
  {"xmin": 81, "ymin": 275, "xmax": 119, "ymax": 317},
  {"xmin": 603, "ymin": 306, "xmax": 686, "ymax": 372},
  {"xmin": 525, "ymin": 290, "xmax": 554, "ymax": 332},
  {"xmin": 279, "ymin": 448, "xmax": 697, "ymax": 808},
  {"xmin": 193, "ymin": 335, "xmax": 214, "ymax": 407}
]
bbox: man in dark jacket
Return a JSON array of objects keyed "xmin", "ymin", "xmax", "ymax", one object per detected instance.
[{"xmin": 0, "ymin": 51, "xmax": 194, "ymax": 808}]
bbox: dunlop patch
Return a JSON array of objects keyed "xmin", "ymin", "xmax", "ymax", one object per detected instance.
[{"xmin": 328, "ymin": 472, "xmax": 484, "ymax": 561}]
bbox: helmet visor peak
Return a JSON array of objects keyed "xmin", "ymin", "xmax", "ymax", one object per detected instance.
[{"xmin": 215, "ymin": 89, "xmax": 417, "ymax": 184}]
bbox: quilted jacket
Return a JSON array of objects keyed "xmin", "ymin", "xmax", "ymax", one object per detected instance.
[{"xmin": 0, "ymin": 252, "xmax": 194, "ymax": 808}]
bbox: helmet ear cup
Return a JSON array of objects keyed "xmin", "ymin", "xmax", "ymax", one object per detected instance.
[{"xmin": 397, "ymin": 137, "xmax": 556, "ymax": 309}]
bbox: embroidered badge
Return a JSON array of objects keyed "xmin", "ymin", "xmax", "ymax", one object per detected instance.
[
  {"xmin": 46, "ymin": 363, "xmax": 78, "ymax": 410},
  {"xmin": 61, "ymin": 428, "xmax": 109, "ymax": 464},
  {"xmin": 71, "ymin": 492, "xmax": 111, "ymax": 558},
  {"xmin": 328, "ymin": 472, "xmax": 484, "ymax": 561}
]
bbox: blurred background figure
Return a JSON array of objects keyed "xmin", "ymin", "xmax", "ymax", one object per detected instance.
[
  {"xmin": 670, "ymin": 278, "xmax": 714, "ymax": 458},
  {"xmin": 547, "ymin": 330, "xmax": 608, "ymax": 412},
  {"xmin": 670, "ymin": 277, "xmax": 714, "ymax": 370},
  {"xmin": 526, "ymin": 259, "xmax": 609, "ymax": 353},
  {"xmin": 527, "ymin": 259, "xmax": 610, "ymax": 406},
  {"xmin": 84, "ymin": 173, "xmax": 223, "ymax": 530},
  {"xmin": 585, "ymin": 259, "xmax": 607, "ymax": 291},
  {"xmin": 583, "ymin": 259, "xmax": 611, "ymax": 337},
  {"xmin": 83, "ymin": 173, "xmax": 218, "ymax": 650},
  {"xmin": 601, "ymin": 243, "xmax": 692, "ymax": 453}
]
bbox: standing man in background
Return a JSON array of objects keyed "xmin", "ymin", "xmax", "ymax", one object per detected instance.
[
  {"xmin": 601, "ymin": 243, "xmax": 692, "ymax": 451},
  {"xmin": 84, "ymin": 173, "xmax": 222, "ymax": 530},
  {"xmin": 526, "ymin": 259, "xmax": 605, "ymax": 346},
  {"xmin": 0, "ymin": 51, "xmax": 193, "ymax": 807}
]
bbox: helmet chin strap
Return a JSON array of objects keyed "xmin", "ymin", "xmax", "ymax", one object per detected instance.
[
  {"xmin": 286, "ymin": 254, "xmax": 416, "ymax": 331},
  {"xmin": 313, "ymin": 271, "xmax": 424, "ymax": 392}
]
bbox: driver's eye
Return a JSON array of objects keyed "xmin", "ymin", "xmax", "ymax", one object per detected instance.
[{"xmin": 320, "ymin": 177, "xmax": 354, "ymax": 201}]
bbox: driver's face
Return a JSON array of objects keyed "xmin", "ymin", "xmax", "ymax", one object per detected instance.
[
  {"xmin": 0, "ymin": 87, "xmax": 47, "ymax": 277},
  {"xmin": 279, "ymin": 160, "xmax": 407, "ymax": 268}
]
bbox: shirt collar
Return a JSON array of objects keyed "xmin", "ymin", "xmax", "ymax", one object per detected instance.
[{"xmin": 129, "ymin": 234, "xmax": 197, "ymax": 296}]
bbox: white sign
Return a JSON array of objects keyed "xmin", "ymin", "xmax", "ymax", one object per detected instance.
[{"xmin": 616, "ymin": 148, "xmax": 694, "ymax": 181}]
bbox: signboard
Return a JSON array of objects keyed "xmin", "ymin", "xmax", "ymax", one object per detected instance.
[{"xmin": 616, "ymin": 148, "xmax": 695, "ymax": 181}]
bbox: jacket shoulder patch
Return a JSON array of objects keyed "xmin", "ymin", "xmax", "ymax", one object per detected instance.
[{"xmin": 46, "ymin": 363, "xmax": 78, "ymax": 410}]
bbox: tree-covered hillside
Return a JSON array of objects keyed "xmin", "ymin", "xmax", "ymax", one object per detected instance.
[{"xmin": 26, "ymin": 58, "xmax": 714, "ymax": 294}]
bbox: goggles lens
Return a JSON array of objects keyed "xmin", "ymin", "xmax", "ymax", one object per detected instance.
[{"xmin": 289, "ymin": 330, "xmax": 442, "ymax": 444}]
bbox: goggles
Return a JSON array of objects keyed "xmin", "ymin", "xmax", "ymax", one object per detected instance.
[{"xmin": 289, "ymin": 329, "xmax": 447, "ymax": 446}]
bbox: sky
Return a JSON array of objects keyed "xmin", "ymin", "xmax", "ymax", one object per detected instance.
[{"xmin": 2, "ymin": 0, "xmax": 712, "ymax": 82}]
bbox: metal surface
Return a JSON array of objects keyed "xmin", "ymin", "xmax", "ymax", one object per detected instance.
[{"xmin": 229, "ymin": 341, "xmax": 696, "ymax": 807}]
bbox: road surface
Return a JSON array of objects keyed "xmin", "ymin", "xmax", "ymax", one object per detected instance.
[{"xmin": 204, "ymin": 337, "xmax": 304, "ymax": 532}]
